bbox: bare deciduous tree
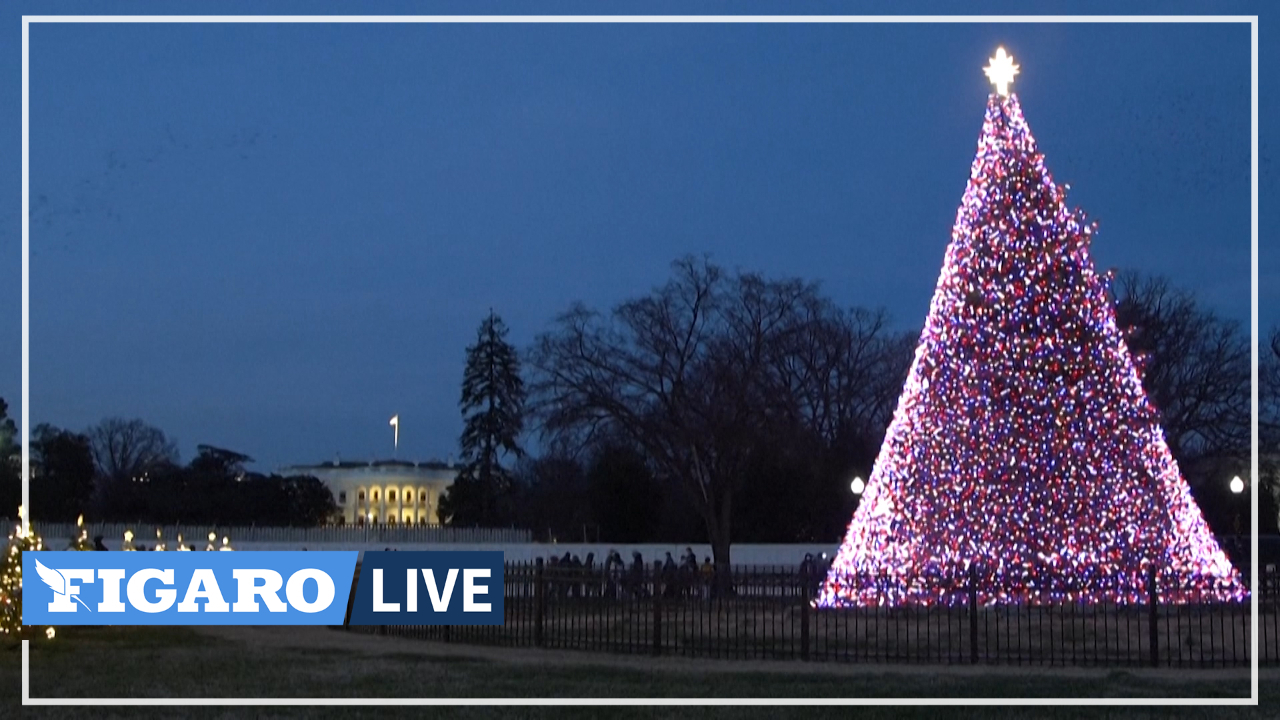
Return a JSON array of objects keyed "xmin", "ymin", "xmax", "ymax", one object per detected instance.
[
  {"xmin": 86, "ymin": 417, "xmax": 178, "ymax": 484},
  {"xmin": 529, "ymin": 256, "xmax": 908, "ymax": 573},
  {"xmin": 1259, "ymin": 328, "xmax": 1280, "ymax": 531},
  {"xmin": 1262, "ymin": 328, "xmax": 1280, "ymax": 450},
  {"xmin": 1112, "ymin": 271, "xmax": 1250, "ymax": 463}
]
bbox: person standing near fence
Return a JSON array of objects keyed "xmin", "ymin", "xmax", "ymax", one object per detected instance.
[
  {"xmin": 607, "ymin": 550, "xmax": 624, "ymax": 599},
  {"xmin": 583, "ymin": 552, "xmax": 597, "ymax": 597},
  {"xmin": 679, "ymin": 550, "xmax": 697, "ymax": 599},
  {"xmin": 661, "ymin": 553, "xmax": 677, "ymax": 599},
  {"xmin": 627, "ymin": 552, "xmax": 646, "ymax": 598},
  {"xmin": 681, "ymin": 547, "xmax": 696, "ymax": 569},
  {"xmin": 569, "ymin": 555, "xmax": 583, "ymax": 598},
  {"xmin": 799, "ymin": 553, "xmax": 817, "ymax": 597}
]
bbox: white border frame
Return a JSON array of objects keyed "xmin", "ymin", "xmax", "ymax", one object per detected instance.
[{"xmin": 18, "ymin": 13, "xmax": 1260, "ymax": 707}]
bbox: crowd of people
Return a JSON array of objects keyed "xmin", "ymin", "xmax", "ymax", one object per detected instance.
[
  {"xmin": 799, "ymin": 552, "xmax": 833, "ymax": 594},
  {"xmin": 544, "ymin": 547, "xmax": 713, "ymax": 600},
  {"xmin": 541, "ymin": 548, "xmax": 834, "ymax": 600}
]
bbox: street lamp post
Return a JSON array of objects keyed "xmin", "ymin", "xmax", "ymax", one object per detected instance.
[{"xmin": 1229, "ymin": 475, "xmax": 1246, "ymax": 540}]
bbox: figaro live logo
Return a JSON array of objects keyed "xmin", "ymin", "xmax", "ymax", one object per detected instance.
[
  {"xmin": 22, "ymin": 550, "xmax": 504, "ymax": 626},
  {"xmin": 23, "ymin": 551, "xmax": 359, "ymax": 625},
  {"xmin": 347, "ymin": 551, "xmax": 504, "ymax": 626}
]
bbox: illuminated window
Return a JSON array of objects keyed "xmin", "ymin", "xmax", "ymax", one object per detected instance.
[
  {"xmin": 358, "ymin": 491, "xmax": 365, "ymax": 502},
  {"xmin": 372, "ymin": 490, "xmax": 379, "ymax": 502},
  {"xmin": 420, "ymin": 491, "xmax": 427, "ymax": 503},
  {"xmin": 338, "ymin": 492, "xmax": 347, "ymax": 504},
  {"xmin": 389, "ymin": 490, "xmax": 396, "ymax": 502},
  {"xmin": 387, "ymin": 515, "xmax": 397, "ymax": 525}
]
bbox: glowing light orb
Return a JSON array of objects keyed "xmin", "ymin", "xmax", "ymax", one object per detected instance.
[
  {"xmin": 1231, "ymin": 476, "xmax": 1245, "ymax": 494},
  {"xmin": 850, "ymin": 477, "xmax": 866, "ymax": 495}
]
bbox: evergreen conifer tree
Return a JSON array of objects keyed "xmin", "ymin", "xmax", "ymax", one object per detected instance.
[{"xmin": 439, "ymin": 311, "xmax": 526, "ymax": 526}]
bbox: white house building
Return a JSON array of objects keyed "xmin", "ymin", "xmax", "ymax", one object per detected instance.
[{"xmin": 280, "ymin": 459, "xmax": 458, "ymax": 526}]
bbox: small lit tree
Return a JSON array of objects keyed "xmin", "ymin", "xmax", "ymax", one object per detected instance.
[
  {"xmin": 67, "ymin": 514, "xmax": 93, "ymax": 551},
  {"xmin": 1, "ymin": 507, "xmax": 54, "ymax": 640}
]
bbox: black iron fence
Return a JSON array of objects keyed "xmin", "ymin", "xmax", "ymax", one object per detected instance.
[{"xmin": 346, "ymin": 560, "xmax": 1278, "ymax": 668}]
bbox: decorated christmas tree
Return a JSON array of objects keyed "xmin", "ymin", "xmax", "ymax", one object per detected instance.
[
  {"xmin": 1, "ymin": 506, "xmax": 55, "ymax": 639},
  {"xmin": 67, "ymin": 514, "xmax": 93, "ymax": 551},
  {"xmin": 817, "ymin": 49, "xmax": 1245, "ymax": 607}
]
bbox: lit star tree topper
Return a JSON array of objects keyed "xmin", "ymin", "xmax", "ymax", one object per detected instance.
[
  {"xmin": 984, "ymin": 47, "xmax": 1019, "ymax": 97},
  {"xmin": 816, "ymin": 50, "xmax": 1245, "ymax": 607}
]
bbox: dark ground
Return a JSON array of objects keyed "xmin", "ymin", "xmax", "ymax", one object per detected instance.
[{"xmin": 0, "ymin": 625, "xmax": 1272, "ymax": 718}]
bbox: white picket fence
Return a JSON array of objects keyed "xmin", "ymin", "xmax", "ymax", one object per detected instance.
[
  {"xmin": 22, "ymin": 520, "xmax": 836, "ymax": 566},
  {"xmin": 30, "ymin": 522, "xmax": 532, "ymax": 547}
]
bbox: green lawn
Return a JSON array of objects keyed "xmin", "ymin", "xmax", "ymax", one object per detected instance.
[{"xmin": 0, "ymin": 626, "xmax": 1270, "ymax": 719}]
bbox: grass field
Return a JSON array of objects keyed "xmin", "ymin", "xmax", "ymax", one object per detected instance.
[{"xmin": 0, "ymin": 625, "xmax": 1272, "ymax": 719}]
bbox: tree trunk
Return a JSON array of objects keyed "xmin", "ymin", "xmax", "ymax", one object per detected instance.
[{"xmin": 709, "ymin": 488, "xmax": 733, "ymax": 597}]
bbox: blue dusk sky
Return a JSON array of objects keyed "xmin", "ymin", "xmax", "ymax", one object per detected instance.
[{"xmin": 0, "ymin": 2, "xmax": 1272, "ymax": 471}]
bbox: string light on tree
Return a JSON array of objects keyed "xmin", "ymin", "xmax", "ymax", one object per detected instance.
[
  {"xmin": 816, "ymin": 50, "xmax": 1244, "ymax": 607},
  {"xmin": 68, "ymin": 514, "xmax": 92, "ymax": 551},
  {"xmin": 1, "ymin": 506, "xmax": 54, "ymax": 639}
]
